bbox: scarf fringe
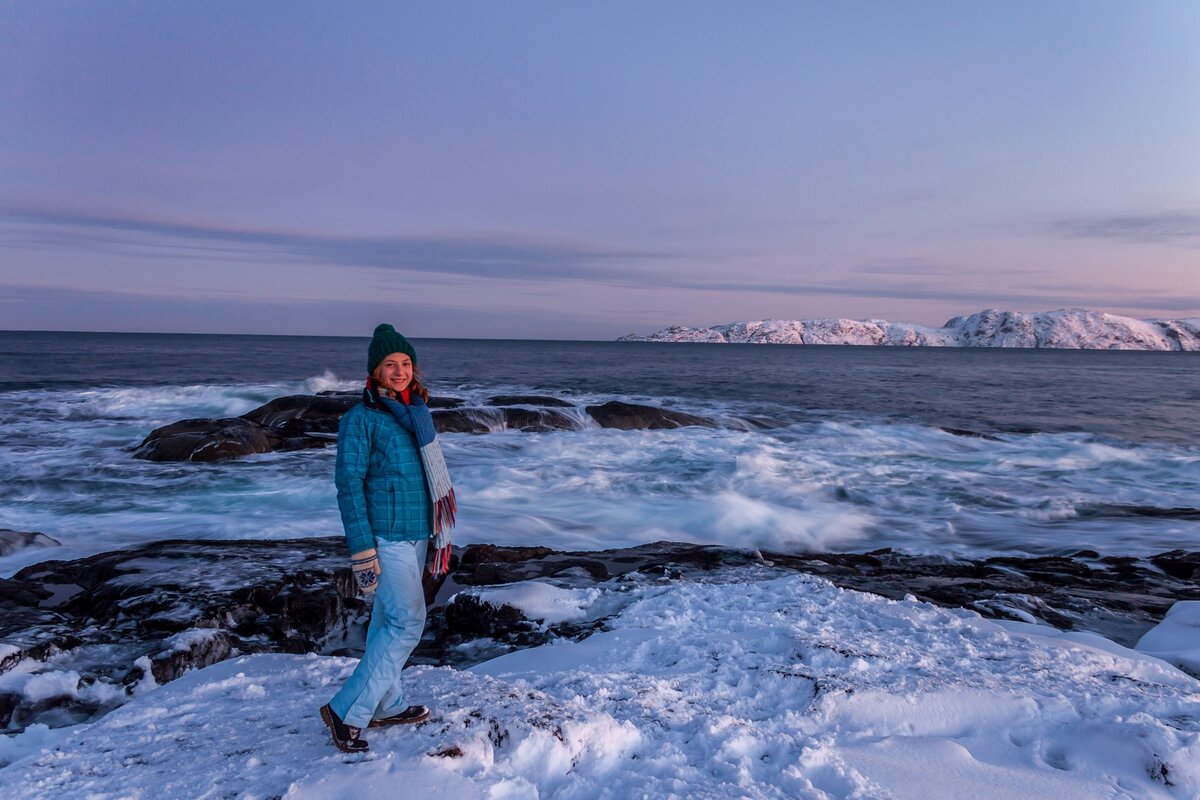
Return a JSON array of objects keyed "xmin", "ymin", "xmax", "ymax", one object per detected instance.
[
  {"xmin": 421, "ymin": 442, "xmax": 455, "ymax": 515},
  {"xmin": 429, "ymin": 541, "xmax": 452, "ymax": 577}
]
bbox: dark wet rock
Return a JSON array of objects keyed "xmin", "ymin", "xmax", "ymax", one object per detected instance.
[
  {"xmin": 585, "ymin": 401, "xmax": 716, "ymax": 430},
  {"xmin": 429, "ymin": 542, "xmax": 1200, "ymax": 654},
  {"xmin": 1151, "ymin": 551, "xmax": 1200, "ymax": 581},
  {"xmin": 0, "ymin": 577, "xmax": 51, "ymax": 610},
  {"xmin": 313, "ymin": 391, "xmax": 465, "ymax": 409},
  {"xmin": 134, "ymin": 418, "xmax": 272, "ymax": 461},
  {"xmin": 132, "ymin": 418, "xmax": 330, "ymax": 462},
  {"xmin": 769, "ymin": 548, "xmax": 1198, "ymax": 648},
  {"xmin": 486, "ymin": 395, "xmax": 574, "ymax": 408},
  {"xmin": 452, "ymin": 545, "xmax": 606, "ymax": 586},
  {"xmin": 136, "ymin": 394, "xmax": 469, "ymax": 461},
  {"xmin": 444, "ymin": 594, "xmax": 530, "ymax": 637},
  {"xmin": 431, "ymin": 407, "xmax": 582, "ymax": 433},
  {"xmin": 1, "ymin": 538, "xmax": 363, "ymax": 730},
  {"xmin": 501, "ymin": 407, "xmax": 583, "ymax": 432},
  {"xmin": 939, "ymin": 427, "xmax": 1003, "ymax": 441},
  {"xmin": 313, "ymin": 391, "xmax": 469, "ymax": 409},
  {"xmin": 136, "ymin": 394, "xmax": 721, "ymax": 461},
  {"xmin": 0, "ymin": 692, "xmax": 20, "ymax": 729},
  {"xmin": 433, "ymin": 408, "xmax": 504, "ymax": 434},
  {"xmin": 458, "ymin": 544, "xmax": 556, "ymax": 565},
  {"xmin": 0, "ymin": 530, "xmax": 61, "ymax": 558},
  {"xmin": 240, "ymin": 394, "xmax": 358, "ymax": 434},
  {"xmin": 727, "ymin": 416, "xmax": 791, "ymax": 431},
  {"xmin": 1078, "ymin": 505, "xmax": 1200, "ymax": 521},
  {"xmin": 0, "ymin": 576, "xmax": 76, "ymax": 672},
  {"xmin": 144, "ymin": 629, "xmax": 236, "ymax": 684},
  {"xmin": 8, "ymin": 536, "xmax": 1197, "ymax": 732}
]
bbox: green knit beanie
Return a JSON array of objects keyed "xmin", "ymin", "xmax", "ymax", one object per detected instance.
[{"xmin": 367, "ymin": 323, "xmax": 417, "ymax": 374}]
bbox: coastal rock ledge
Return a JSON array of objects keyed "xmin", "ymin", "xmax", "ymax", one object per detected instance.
[
  {"xmin": 619, "ymin": 308, "xmax": 1200, "ymax": 350},
  {"xmin": 3, "ymin": 537, "xmax": 1197, "ymax": 732},
  {"xmin": 133, "ymin": 395, "xmax": 720, "ymax": 462}
]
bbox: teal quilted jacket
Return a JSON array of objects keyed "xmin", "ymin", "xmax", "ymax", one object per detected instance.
[{"xmin": 334, "ymin": 402, "xmax": 432, "ymax": 555}]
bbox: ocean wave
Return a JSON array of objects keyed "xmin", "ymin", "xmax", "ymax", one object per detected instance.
[{"xmin": 0, "ymin": 383, "xmax": 1197, "ymax": 576}]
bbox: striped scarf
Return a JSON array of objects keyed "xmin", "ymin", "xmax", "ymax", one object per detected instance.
[{"xmin": 364, "ymin": 379, "xmax": 457, "ymax": 577}]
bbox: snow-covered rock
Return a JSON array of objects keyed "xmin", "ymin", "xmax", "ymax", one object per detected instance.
[
  {"xmin": 620, "ymin": 308, "xmax": 1200, "ymax": 350},
  {"xmin": 2, "ymin": 572, "xmax": 1197, "ymax": 798},
  {"xmin": 1136, "ymin": 600, "xmax": 1200, "ymax": 678},
  {"xmin": 0, "ymin": 531, "xmax": 60, "ymax": 559}
]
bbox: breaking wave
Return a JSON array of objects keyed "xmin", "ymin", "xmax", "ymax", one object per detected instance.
[{"xmin": 1, "ymin": 371, "xmax": 1198, "ymax": 575}]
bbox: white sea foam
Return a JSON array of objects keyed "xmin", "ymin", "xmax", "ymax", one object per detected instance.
[
  {"xmin": 304, "ymin": 369, "xmax": 360, "ymax": 395},
  {"xmin": 1, "ymin": 378, "xmax": 1198, "ymax": 576}
]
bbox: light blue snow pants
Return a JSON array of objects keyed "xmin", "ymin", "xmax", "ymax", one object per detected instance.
[{"xmin": 330, "ymin": 538, "xmax": 428, "ymax": 728}]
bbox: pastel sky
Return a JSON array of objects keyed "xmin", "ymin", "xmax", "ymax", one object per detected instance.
[{"xmin": 1, "ymin": 1, "xmax": 1198, "ymax": 339}]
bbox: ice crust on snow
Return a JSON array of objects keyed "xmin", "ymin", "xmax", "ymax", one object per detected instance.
[
  {"xmin": 2, "ymin": 572, "xmax": 1197, "ymax": 798},
  {"xmin": 1136, "ymin": 601, "xmax": 1200, "ymax": 678},
  {"xmin": 620, "ymin": 308, "xmax": 1200, "ymax": 350}
]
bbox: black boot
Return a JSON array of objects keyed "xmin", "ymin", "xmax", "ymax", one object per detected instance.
[
  {"xmin": 369, "ymin": 705, "xmax": 431, "ymax": 727},
  {"xmin": 320, "ymin": 704, "xmax": 369, "ymax": 753}
]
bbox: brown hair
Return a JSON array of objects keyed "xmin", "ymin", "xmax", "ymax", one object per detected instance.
[{"xmin": 371, "ymin": 364, "xmax": 430, "ymax": 403}]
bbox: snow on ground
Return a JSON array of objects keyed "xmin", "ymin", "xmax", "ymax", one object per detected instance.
[
  {"xmin": 2, "ymin": 573, "xmax": 1198, "ymax": 799},
  {"xmin": 1137, "ymin": 601, "xmax": 1200, "ymax": 678},
  {"xmin": 458, "ymin": 582, "xmax": 602, "ymax": 626}
]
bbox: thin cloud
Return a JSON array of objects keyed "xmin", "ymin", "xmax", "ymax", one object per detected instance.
[
  {"xmin": 659, "ymin": 277, "xmax": 1198, "ymax": 314},
  {"xmin": 1051, "ymin": 211, "xmax": 1200, "ymax": 247},
  {"xmin": 849, "ymin": 262, "xmax": 963, "ymax": 276},
  {"xmin": 849, "ymin": 261, "xmax": 1050, "ymax": 277},
  {"xmin": 0, "ymin": 284, "xmax": 606, "ymax": 337},
  {"xmin": 0, "ymin": 207, "xmax": 672, "ymax": 281}
]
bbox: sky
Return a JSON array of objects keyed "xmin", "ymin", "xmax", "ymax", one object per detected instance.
[{"xmin": 1, "ymin": 1, "xmax": 1198, "ymax": 339}]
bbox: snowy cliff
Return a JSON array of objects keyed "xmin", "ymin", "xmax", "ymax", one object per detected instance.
[{"xmin": 619, "ymin": 308, "xmax": 1200, "ymax": 350}]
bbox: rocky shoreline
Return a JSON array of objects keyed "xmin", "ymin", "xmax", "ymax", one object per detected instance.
[
  {"xmin": 132, "ymin": 393, "xmax": 727, "ymax": 462},
  {"xmin": 3, "ymin": 533, "xmax": 1196, "ymax": 733}
]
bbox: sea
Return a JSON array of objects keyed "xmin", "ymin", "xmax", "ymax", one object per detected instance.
[{"xmin": 1, "ymin": 331, "xmax": 1198, "ymax": 577}]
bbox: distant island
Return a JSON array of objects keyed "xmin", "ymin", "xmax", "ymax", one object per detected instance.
[{"xmin": 618, "ymin": 308, "xmax": 1200, "ymax": 351}]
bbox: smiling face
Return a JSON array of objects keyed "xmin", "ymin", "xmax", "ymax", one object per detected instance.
[{"xmin": 373, "ymin": 352, "xmax": 414, "ymax": 395}]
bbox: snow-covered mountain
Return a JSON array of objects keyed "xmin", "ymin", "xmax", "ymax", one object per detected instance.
[{"xmin": 619, "ymin": 308, "xmax": 1200, "ymax": 350}]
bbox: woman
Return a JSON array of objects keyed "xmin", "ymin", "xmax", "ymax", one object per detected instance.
[{"xmin": 320, "ymin": 323, "xmax": 456, "ymax": 753}]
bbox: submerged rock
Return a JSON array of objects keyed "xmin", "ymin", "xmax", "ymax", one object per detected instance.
[
  {"xmin": 585, "ymin": 400, "xmax": 716, "ymax": 430},
  {"xmin": 433, "ymin": 408, "xmax": 504, "ymax": 434},
  {"xmin": 501, "ymin": 407, "xmax": 584, "ymax": 432},
  {"xmin": 434, "ymin": 400, "xmax": 584, "ymax": 433},
  {"xmin": 486, "ymin": 395, "xmax": 574, "ymax": 408}
]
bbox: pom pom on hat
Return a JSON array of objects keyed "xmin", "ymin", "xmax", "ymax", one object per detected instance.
[{"xmin": 368, "ymin": 323, "xmax": 417, "ymax": 374}]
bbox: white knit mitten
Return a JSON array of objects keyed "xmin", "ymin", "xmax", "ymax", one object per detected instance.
[{"xmin": 350, "ymin": 548, "xmax": 380, "ymax": 595}]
